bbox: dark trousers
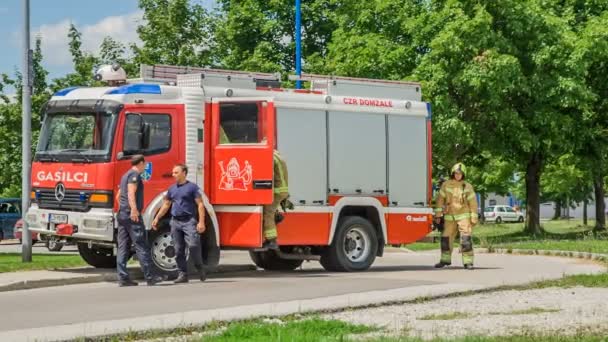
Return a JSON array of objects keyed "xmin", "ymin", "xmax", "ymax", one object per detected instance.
[
  {"xmin": 117, "ymin": 217, "xmax": 153, "ymax": 281},
  {"xmin": 170, "ymin": 217, "xmax": 203, "ymax": 275}
]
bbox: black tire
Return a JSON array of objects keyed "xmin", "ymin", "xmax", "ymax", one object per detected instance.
[
  {"xmin": 77, "ymin": 243, "xmax": 116, "ymax": 268},
  {"xmin": 148, "ymin": 222, "xmax": 179, "ymax": 280},
  {"xmin": 495, "ymin": 216, "xmax": 503, "ymax": 224},
  {"xmin": 320, "ymin": 216, "xmax": 378, "ymax": 272},
  {"xmin": 249, "ymin": 249, "xmax": 304, "ymax": 271},
  {"xmin": 518, "ymin": 216, "xmax": 524, "ymax": 223},
  {"xmin": 46, "ymin": 237, "xmax": 64, "ymax": 252}
]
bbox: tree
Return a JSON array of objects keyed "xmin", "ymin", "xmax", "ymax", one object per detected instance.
[
  {"xmin": 133, "ymin": 0, "xmax": 213, "ymax": 67},
  {"xmin": 0, "ymin": 37, "xmax": 50, "ymax": 197},
  {"xmin": 414, "ymin": 0, "xmax": 589, "ymax": 235},
  {"xmin": 570, "ymin": 11, "xmax": 608, "ymax": 231}
]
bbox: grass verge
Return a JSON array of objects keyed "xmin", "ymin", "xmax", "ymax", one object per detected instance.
[
  {"xmin": 82, "ymin": 317, "xmax": 377, "ymax": 342},
  {"xmin": 0, "ymin": 253, "xmax": 86, "ymax": 273},
  {"xmin": 405, "ymin": 220, "xmax": 608, "ymax": 255}
]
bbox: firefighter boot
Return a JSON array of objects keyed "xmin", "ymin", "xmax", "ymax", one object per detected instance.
[
  {"xmin": 435, "ymin": 237, "xmax": 452, "ymax": 268},
  {"xmin": 263, "ymin": 238, "xmax": 279, "ymax": 250},
  {"xmin": 461, "ymin": 235, "xmax": 474, "ymax": 270}
]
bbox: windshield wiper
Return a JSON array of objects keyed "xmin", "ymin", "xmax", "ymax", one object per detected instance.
[
  {"xmin": 58, "ymin": 149, "xmax": 94, "ymax": 163},
  {"xmin": 36, "ymin": 155, "xmax": 59, "ymax": 162}
]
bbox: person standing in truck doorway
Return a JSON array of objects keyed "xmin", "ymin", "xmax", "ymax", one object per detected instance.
[
  {"xmin": 152, "ymin": 164, "xmax": 207, "ymax": 283},
  {"xmin": 116, "ymin": 155, "xmax": 162, "ymax": 287},
  {"xmin": 433, "ymin": 163, "xmax": 478, "ymax": 270},
  {"xmin": 261, "ymin": 150, "xmax": 290, "ymax": 250}
]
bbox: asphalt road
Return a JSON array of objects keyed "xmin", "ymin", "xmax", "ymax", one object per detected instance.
[{"xmin": 0, "ymin": 249, "xmax": 603, "ymax": 342}]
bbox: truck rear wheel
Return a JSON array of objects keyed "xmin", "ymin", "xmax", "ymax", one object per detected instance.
[
  {"xmin": 320, "ymin": 216, "xmax": 378, "ymax": 272},
  {"xmin": 249, "ymin": 250, "xmax": 303, "ymax": 271},
  {"xmin": 77, "ymin": 243, "xmax": 116, "ymax": 268}
]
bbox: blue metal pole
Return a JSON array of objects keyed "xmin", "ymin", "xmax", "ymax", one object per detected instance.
[{"xmin": 295, "ymin": 0, "xmax": 302, "ymax": 89}]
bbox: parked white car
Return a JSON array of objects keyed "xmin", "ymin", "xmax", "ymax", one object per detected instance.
[{"xmin": 484, "ymin": 205, "xmax": 524, "ymax": 224}]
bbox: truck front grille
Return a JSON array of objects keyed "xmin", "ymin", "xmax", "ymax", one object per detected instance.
[{"xmin": 36, "ymin": 189, "xmax": 90, "ymax": 212}]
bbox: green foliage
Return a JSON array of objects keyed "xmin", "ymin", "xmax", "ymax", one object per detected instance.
[{"xmin": 133, "ymin": 0, "xmax": 213, "ymax": 67}]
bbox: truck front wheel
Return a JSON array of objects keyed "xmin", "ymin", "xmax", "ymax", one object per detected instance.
[
  {"xmin": 148, "ymin": 223, "xmax": 179, "ymax": 280},
  {"xmin": 77, "ymin": 243, "xmax": 116, "ymax": 268},
  {"xmin": 320, "ymin": 216, "xmax": 378, "ymax": 272}
]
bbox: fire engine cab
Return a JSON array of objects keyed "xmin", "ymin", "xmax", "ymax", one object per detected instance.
[{"xmin": 25, "ymin": 64, "xmax": 433, "ymax": 276}]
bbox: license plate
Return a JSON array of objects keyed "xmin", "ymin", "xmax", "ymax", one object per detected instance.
[{"xmin": 49, "ymin": 214, "xmax": 68, "ymax": 224}]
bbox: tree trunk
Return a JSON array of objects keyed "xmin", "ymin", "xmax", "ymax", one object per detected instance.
[
  {"xmin": 583, "ymin": 199, "xmax": 588, "ymax": 226},
  {"xmin": 553, "ymin": 200, "xmax": 561, "ymax": 220},
  {"xmin": 480, "ymin": 192, "xmax": 486, "ymax": 223},
  {"xmin": 594, "ymin": 172, "xmax": 606, "ymax": 231},
  {"xmin": 524, "ymin": 153, "xmax": 543, "ymax": 236}
]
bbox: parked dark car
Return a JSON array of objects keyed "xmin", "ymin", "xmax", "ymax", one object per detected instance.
[{"xmin": 0, "ymin": 198, "xmax": 21, "ymax": 241}]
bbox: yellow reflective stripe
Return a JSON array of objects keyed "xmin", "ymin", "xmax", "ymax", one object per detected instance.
[
  {"xmin": 445, "ymin": 188, "xmax": 454, "ymax": 194},
  {"xmin": 274, "ymin": 187, "xmax": 289, "ymax": 194},
  {"xmin": 471, "ymin": 213, "xmax": 479, "ymax": 219},
  {"xmin": 467, "ymin": 193, "xmax": 476, "ymax": 200},
  {"xmin": 439, "ymin": 190, "xmax": 446, "ymax": 197},
  {"xmin": 444, "ymin": 213, "xmax": 472, "ymax": 221},
  {"xmin": 434, "ymin": 208, "xmax": 443, "ymax": 213}
]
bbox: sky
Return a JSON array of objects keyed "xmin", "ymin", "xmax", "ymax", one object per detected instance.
[{"xmin": 0, "ymin": 0, "xmax": 216, "ymax": 87}]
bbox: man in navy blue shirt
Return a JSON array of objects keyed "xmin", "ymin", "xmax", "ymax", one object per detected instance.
[
  {"xmin": 152, "ymin": 164, "xmax": 206, "ymax": 283},
  {"xmin": 116, "ymin": 155, "xmax": 162, "ymax": 287}
]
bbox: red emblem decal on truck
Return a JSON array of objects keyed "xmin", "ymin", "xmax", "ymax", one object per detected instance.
[{"xmin": 218, "ymin": 158, "xmax": 252, "ymax": 191}]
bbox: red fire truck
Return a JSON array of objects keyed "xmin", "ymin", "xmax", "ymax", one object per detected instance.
[{"xmin": 25, "ymin": 64, "xmax": 433, "ymax": 276}]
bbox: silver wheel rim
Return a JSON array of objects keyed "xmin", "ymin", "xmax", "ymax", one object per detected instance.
[
  {"xmin": 151, "ymin": 232, "xmax": 182, "ymax": 272},
  {"xmin": 343, "ymin": 226, "xmax": 371, "ymax": 263}
]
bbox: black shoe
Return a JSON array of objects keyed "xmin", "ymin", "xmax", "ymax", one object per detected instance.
[
  {"xmin": 464, "ymin": 264, "xmax": 474, "ymax": 270},
  {"xmin": 262, "ymin": 238, "xmax": 279, "ymax": 250},
  {"xmin": 174, "ymin": 274, "xmax": 189, "ymax": 284},
  {"xmin": 197, "ymin": 267, "xmax": 207, "ymax": 282},
  {"xmin": 434, "ymin": 262, "xmax": 451, "ymax": 268},
  {"xmin": 119, "ymin": 279, "xmax": 138, "ymax": 287},
  {"xmin": 147, "ymin": 276, "xmax": 164, "ymax": 286}
]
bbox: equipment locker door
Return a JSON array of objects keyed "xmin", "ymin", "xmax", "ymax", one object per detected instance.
[{"xmin": 209, "ymin": 98, "xmax": 275, "ymax": 205}]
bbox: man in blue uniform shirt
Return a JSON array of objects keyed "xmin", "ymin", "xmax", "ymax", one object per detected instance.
[
  {"xmin": 152, "ymin": 164, "xmax": 207, "ymax": 283},
  {"xmin": 116, "ymin": 155, "xmax": 162, "ymax": 287}
]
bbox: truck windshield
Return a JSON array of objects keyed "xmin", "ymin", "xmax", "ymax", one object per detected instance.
[{"xmin": 36, "ymin": 112, "xmax": 117, "ymax": 163}]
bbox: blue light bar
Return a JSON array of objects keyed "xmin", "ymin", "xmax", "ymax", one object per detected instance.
[
  {"xmin": 53, "ymin": 86, "xmax": 80, "ymax": 96},
  {"xmin": 79, "ymin": 192, "xmax": 88, "ymax": 202},
  {"xmin": 106, "ymin": 84, "xmax": 161, "ymax": 95}
]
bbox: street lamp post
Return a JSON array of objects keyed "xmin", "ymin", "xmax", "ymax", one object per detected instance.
[
  {"xmin": 295, "ymin": 0, "xmax": 302, "ymax": 89},
  {"xmin": 21, "ymin": 0, "xmax": 32, "ymax": 262}
]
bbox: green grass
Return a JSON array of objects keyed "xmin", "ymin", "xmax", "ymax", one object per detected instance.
[
  {"xmin": 0, "ymin": 253, "xmax": 86, "ymax": 273},
  {"xmin": 418, "ymin": 312, "xmax": 472, "ymax": 321},
  {"xmin": 202, "ymin": 318, "xmax": 376, "ymax": 342},
  {"xmin": 405, "ymin": 220, "xmax": 608, "ymax": 254},
  {"xmin": 89, "ymin": 317, "xmax": 377, "ymax": 342}
]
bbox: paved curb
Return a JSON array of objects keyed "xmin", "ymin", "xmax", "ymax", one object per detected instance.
[
  {"xmin": 0, "ymin": 264, "xmax": 256, "ymax": 293},
  {"xmin": 475, "ymin": 248, "xmax": 608, "ymax": 263},
  {"xmin": 0, "ymin": 283, "xmax": 487, "ymax": 342}
]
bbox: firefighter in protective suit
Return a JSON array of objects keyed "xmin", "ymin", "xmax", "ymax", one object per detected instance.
[
  {"xmin": 434, "ymin": 163, "xmax": 478, "ymax": 270},
  {"xmin": 262, "ymin": 150, "xmax": 290, "ymax": 249}
]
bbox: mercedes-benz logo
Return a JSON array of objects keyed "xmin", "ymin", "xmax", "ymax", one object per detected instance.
[{"xmin": 55, "ymin": 183, "xmax": 66, "ymax": 202}]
